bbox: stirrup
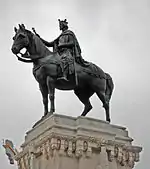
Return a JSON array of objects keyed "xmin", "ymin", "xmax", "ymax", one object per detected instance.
[{"xmin": 57, "ymin": 76, "xmax": 69, "ymax": 81}]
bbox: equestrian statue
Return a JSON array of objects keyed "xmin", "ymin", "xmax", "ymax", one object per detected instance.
[{"xmin": 11, "ymin": 20, "xmax": 114, "ymax": 123}]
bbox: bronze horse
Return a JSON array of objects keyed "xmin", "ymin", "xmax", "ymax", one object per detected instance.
[{"xmin": 11, "ymin": 24, "xmax": 114, "ymax": 122}]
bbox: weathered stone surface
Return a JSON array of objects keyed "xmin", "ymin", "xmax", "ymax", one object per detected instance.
[{"xmin": 15, "ymin": 114, "xmax": 142, "ymax": 169}]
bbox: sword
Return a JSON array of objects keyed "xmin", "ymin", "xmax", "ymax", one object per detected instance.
[{"xmin": 73, "ymin": 52, "xmax": 78, "ymax": 86}]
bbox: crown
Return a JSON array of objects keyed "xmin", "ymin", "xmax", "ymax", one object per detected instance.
[{"xmin": 58, "ymin": 19, "xmax": 68, "ymax": 25}]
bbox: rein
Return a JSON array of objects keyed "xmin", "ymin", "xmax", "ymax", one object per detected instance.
[{"xmin": 16, "ymin": 51, "xmax": 33, "ymax": 63}]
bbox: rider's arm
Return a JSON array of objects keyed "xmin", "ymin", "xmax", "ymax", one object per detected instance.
[
  {"xmin": 40, "ymin": 37, "xmax": 55, "ymax": 47},
  {"xmin": 33, "ymin": 28, "xmax": 55, "ymax": 47}
]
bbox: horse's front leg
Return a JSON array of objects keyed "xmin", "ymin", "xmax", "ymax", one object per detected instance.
[
  {"xmin": 39, "ymin": 83, "xmax": 48, "ymax": 116},
  {"xmin": 47, "ymin": 76, "xmax": 55, "ymax": 114}
]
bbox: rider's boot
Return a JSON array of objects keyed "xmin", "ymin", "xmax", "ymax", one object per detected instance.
[{"xmin": 57, "ymin": 69, "xmax": 68, "ymax": 81}]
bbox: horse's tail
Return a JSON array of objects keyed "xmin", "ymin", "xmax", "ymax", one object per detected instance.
[{"xmin": 105, "ymin": 73, "xmax": 114, "ymax": 103}]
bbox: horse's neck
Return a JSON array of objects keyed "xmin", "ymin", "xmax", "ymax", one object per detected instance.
[{"xmin": 29, "ymin": 35, "xmax": 52, "ymax": 58}]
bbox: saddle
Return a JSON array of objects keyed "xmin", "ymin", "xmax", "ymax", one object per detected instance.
[{"xmin": 33, "ymin": 52, "xmax": 75, "ymax": 77}]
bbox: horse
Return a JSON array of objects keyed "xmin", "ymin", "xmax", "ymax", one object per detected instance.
[{"xmin": 11, "ymin": 24, "xmax": 114, "ymax": 122}]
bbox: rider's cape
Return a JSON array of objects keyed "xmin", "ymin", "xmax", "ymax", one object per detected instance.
[
  {"xmin": 56, "ymin": 30, "xmax": 89, "ymax": 67},
  {"xmin": 60, "ymin": 30, "xmax": 90, "ymax": 66}
]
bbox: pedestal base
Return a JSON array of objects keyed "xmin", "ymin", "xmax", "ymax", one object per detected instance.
[{"xmin": 15, "ymin": 114, "xmax": 142, "ymax": 169}]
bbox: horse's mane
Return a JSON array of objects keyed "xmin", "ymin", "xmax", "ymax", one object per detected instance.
[{"xmin": 25, "ymin": 29, "xmax": 52, "ymax": 56}]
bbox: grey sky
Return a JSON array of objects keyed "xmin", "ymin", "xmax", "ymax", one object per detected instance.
[{"xmin": 0, "ymin": 0, "xmax": 149, "ymax": 168}]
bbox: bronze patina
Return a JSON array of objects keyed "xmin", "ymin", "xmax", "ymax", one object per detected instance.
[{"xmin": 11, "ymin": 22, "xmax": 114, "ymax": 123}]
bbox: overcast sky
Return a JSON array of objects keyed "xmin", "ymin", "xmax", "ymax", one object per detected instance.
[{"xmin": 0, "ymin": 0, "xmax": 149, "ymax": 168}]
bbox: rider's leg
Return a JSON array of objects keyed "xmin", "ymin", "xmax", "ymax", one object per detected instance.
[
  {"xmin": 62, "ymin": 67, "xmax": 68, "ymax": 80},
  {"xmin": 57, "ymin": 64, "xmax": 68, "ymax": 81}
]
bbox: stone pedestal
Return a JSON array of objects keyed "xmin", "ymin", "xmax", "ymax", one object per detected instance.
[{"xmin": 15, "ymin": 114, "xmax": 142, "ymax": 169}]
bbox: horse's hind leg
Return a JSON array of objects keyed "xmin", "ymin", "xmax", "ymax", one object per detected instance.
[
  {"xmin": 39, "ymin": 83, "xmax": 48, "ymax": 116},
  {"xmin": 74, "ymin": 88, "xmax": 94, "ymax": 116},
  {"xmin": 96, "ymin": 90, "xmax": 110, "ymax": 123}
]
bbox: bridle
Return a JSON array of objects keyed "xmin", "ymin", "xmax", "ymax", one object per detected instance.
[
  {"xmin": 15, "ymin": 51, "xmax": 32, "ymax": 62},
  {"xmin": 14, "ymin": 30, "xmax": 33, "ymax": 62}
]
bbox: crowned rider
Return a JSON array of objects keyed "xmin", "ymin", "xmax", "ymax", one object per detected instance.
[{"xmin": 34, "ymin": 19, "xmax": 89, "ymax": 81}]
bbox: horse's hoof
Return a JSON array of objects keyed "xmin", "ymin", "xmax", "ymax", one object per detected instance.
[
  {"xmin": 49, "ymin": 111, "xmax": 54, "ymax": 115},
  {"xmin": 106, "ymin": 119, "xmax": 111, "ymax": 123},
  {"xmin": 42, "ymin": 115, "xmax": 45, "ymax": 119},
  {"xmin": 44, "ymin": 112, "xmax": 48, "ymax": 116},
  {"xmin": 81, "ymin": 105, "xmax": 93, "ymax": 116}
]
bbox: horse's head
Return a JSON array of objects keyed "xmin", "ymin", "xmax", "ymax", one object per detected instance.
[{"xmin": 11, "ymin": 24, "xmax": 31, "ymax": 56}]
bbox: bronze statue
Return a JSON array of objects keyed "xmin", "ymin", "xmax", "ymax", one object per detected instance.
[{"xmin": 11, "ymin": 23, "xmax": 114, "ymax": 123}]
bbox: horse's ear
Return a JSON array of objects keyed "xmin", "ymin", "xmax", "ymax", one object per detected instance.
[
  {"xmin": 19, "ymin": 24, "xmax": 21, "ymax": 29},
  {"xmin": 21, "ymin": 24, "xmax": 25, "ymax": 29},
  {"xmin": 19, "ymin": 24, "xmax": 25, "ymax": 30},
  {"xmin": 14, "ymin": 27, "xmax": 17, "ymax": 32}
]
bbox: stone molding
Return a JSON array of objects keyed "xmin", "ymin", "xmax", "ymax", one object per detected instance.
[
  {"xmin": 15, "ymin": 133, "xmax": 142, "ymax": 169},
  {"xmin": 106, "ymin": 143, "xmax": 142, "ymax": 168}
]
